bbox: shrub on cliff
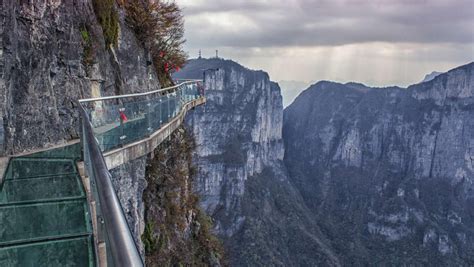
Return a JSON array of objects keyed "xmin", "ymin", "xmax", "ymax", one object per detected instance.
[
  {"xmin": 80, "ymin": 25, "xmax": 99, "ymax": 72},
  {"xmin": 92, "ymin": 0, "xmax": 119, "ymax": 47},
  {"xmin": 125, "ymin": 0, "xmax": 187, "ymax": 86},
  {"xmin": 142, "ymin": 127, "xmax": 225, "ymax": 266}
]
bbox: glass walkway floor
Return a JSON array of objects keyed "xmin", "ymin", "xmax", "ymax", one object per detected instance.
[{"xmin": 0, "ymin": 155, "xmax": 95, "ymax": 266}]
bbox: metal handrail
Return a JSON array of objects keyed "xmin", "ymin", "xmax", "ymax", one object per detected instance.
[
  {"xmin": 79, "ymin": 80, "xmax": 202, "ymax": 103},
  {"xmin": 174, "ymin": 78, "xmax": 203, "ymax": 83},
  {"xmin": 79, "ymin": 105, "xmax": 143, "ymax": 267}
]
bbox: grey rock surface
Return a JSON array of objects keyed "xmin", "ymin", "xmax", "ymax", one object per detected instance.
[{"xmin": 109, "ymin": 155, "xmax": 148, "ymax": 259}]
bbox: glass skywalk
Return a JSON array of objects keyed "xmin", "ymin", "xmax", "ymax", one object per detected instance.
[{"xmin": 0, "ymin": 80, "xmax": 204, "ymax": 267}]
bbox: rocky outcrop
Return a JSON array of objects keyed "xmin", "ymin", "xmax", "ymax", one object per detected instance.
[
  {"xmin": 176, "ymin": 58, "xmax": 341, "ymax": 266},
  {"xmin": 283, "ymin": 63, "xmax": 474, "ymax": 265},
  {"xmin": 0, "ymin": 0, "xmax": 159, "ymax": 155},
  {"xmin": 177, "ymin": 58, "xmax": 284, "ymax": 233}
]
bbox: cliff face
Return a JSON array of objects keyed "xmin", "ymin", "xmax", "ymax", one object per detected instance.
[
  {"xmin": 177, "ymin": 58, "xmax": 341, "ymax": 266},
  {"xmin": 283, "ymin": 63, "xmax": 474, "ymax": 265},
  {"xmin": 177, "ymin": 58, "xmax": 284, "ymax": 233},
  {"xmin": 0, "ymin": 0, "xmax": 159, "ymax": 155}
]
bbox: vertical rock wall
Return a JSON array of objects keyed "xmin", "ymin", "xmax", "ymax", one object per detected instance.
[
  {"xmin": 283, "ymin": 63, "xmax": 474, "ymax": 265},
  {"xmin": 177, "ymin": 58, "xmax": 284, "ymax": 234}
]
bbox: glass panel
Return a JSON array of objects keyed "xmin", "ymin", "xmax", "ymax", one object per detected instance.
[
  {"xmin": 89, "ymin": 99, "xmax": 122, "ymax": 152},
  {"xmin": 0, "ymin": 174, "xmax": 84, "ymax": 204},
  {"xmin": 0, "ymin": 236, "xmax": 94, "ymax": 267},
  {"xmin": 169, "ymin": 92, "xmax": 177, "ymax": 118},
  {"xmin": 121, "ymin": 99, "xmax": 150, "ymax": 145},
  {"xmin": 161, "ymin": 94, "xmax": 171, "ymax": 125},
  {"xmin": 0, "ymin": 200, "xmax": 90, "ymax": 244},
  {"xmin": 10, "ymin": 159, "xmax": 76, "ymax": 179},
  {"xmin": 23, "ymin": 143, "xmax": 82, "ymax": 161},
  {"xmin": 148, "ymin": 96, "xmax": 162, "ymax": 133}
]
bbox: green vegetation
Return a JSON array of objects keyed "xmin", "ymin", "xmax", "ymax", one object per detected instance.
[
  {"xmin": 142, "ymin": 127, "xmax": 225, "ymax": 266},
  {"xmin": 92, "ymin": 0, "xmax": 119, "ymax": 47},
  {"xmin": 125, "ymin": 0, "xmax": 188, "ymax": 86},
  {"xmin": 142, "ymin": 222, "xmax": 158, "ymax": 253},
  {"xmin": 80, "ymin": 26, "xmax": 94, "ymax": 67},
  {"xmin": 80, "ymin": 28, "xmax": 90, "ymax": 44}
]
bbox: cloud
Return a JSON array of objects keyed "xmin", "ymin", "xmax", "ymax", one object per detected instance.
[
  {"xmin": 176, "ymin": 0, "xmax": 474, "ymax": 88},
  {"xmin": 179, "ymin": 0, "xmax": 474, "ymax": 48},
  {"xmin": 204, "ymin": 43, "xmax": 472, "ymax": 86}
]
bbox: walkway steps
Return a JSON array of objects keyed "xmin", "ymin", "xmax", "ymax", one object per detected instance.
[
  {"xmin": 0, "ymin": 236, "xmax": 94, "ymax": 266},
  {"xmin": 0, "ymin": 157, "xmax": 95, "ymax": 266},
  {"xmin": 8, "ymin": 158, "xmax": 76, "ymax": 179},
  {"xmin": 0, "ymin": 174, "xmax": 83, "ymax": 204}
]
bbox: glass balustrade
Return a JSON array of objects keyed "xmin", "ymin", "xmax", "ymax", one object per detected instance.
[{"xmin": 79, "ymin": 81, "xmax": 204, "ymax": 152}]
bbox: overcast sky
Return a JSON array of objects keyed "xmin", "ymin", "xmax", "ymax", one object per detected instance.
[{"xmin": 176, "ymin": 0, "xmax": 474, "ymax": 87}]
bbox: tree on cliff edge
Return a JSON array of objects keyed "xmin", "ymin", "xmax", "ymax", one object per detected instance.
[{"xmin": 125, "ymin": 0, "xmax": 188, "ymax": 86}]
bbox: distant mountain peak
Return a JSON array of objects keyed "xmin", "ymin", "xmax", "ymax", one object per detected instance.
[
  {"xmin": 422, "ymin": 71, "xmax": 443, "ymax": 83},
  {"xmin": 345, "ymin": 82, "xmax": 368, "ymax": 89}
]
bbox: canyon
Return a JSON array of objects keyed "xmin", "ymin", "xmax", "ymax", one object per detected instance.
[{"xmin": 178, "ymin": 58, "xmax": 474, "ymax": 265}]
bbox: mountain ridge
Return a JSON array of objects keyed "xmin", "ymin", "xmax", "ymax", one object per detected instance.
[{"xmin": 283, "ymin": 61, "xmax": 474, "ymax": 265}]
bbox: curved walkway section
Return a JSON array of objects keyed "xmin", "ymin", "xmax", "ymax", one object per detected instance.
[
  {"xmin": 80, "ymin": 81, "xmax": 205, "ymax": 153},
  {"xmin": 103, "ymin": 96, "xmax": 205, "ymax": 170},
  {"xmin": 79, "ymin": 81, "xmax": 206, "ymax": 169}
]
